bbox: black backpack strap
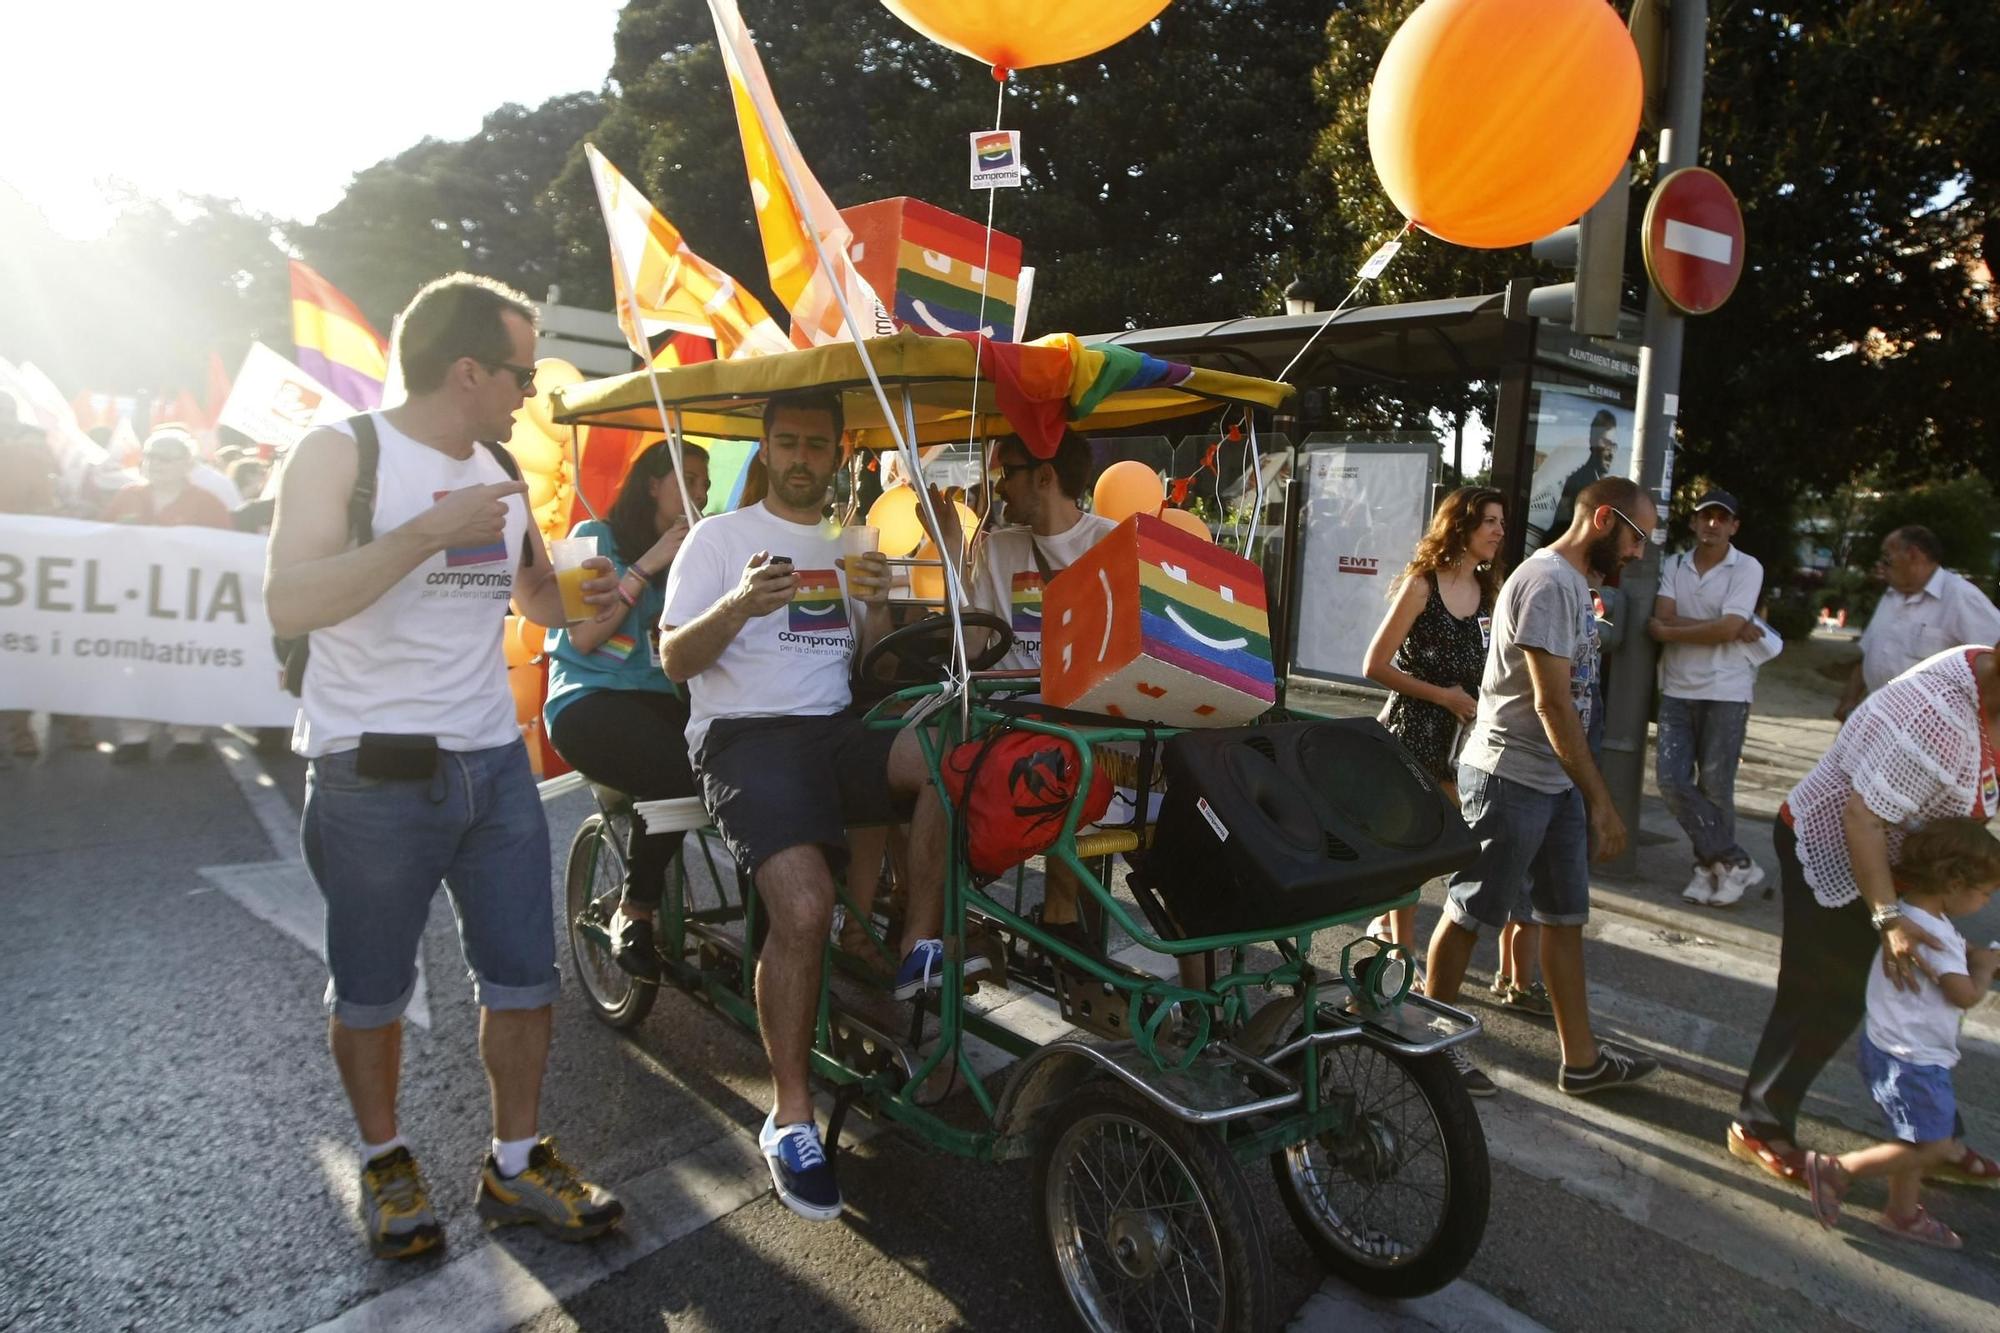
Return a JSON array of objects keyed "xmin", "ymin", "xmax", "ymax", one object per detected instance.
[
  {"xmin": 1027, "ymin": 535, "xmax": 1055, "ymax": 584},
  {"xmin": 477, "ymin": 440, "xmax": 536, "ymax": 567},
  {"xmin": 347, "ymin": 412, "xmax": 380, "ymax": 547}
]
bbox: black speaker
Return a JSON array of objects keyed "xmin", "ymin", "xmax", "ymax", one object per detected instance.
[{"xmin": 1135, "ymin": 719, "xmax": 1478, "ymax": 939}]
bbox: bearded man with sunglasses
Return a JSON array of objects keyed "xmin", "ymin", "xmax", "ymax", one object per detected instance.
[
  {"xmin": 266, "ymin": 273, "xmax": 622, "ymax": 1260},
  {"xmin": 1420, "ymin": 475, "xmax": 1663, "ymax": 1099}
]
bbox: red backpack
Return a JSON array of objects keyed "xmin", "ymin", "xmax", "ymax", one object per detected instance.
[{"xmin": 941, "ymin": 728, "xmax": 1115, "ymax": 881}]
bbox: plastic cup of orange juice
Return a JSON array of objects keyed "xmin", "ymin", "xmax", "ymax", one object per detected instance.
[{"xmin": 549, "ymin": 537, "xmax": 598, "ymax": 624}]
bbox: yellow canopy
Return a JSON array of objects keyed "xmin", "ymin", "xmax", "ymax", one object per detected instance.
[{"xmin": 548, "ymin": 329, "xmax": 1291, "ymax": 448}]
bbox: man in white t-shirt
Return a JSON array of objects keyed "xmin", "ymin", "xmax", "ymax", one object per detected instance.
[
  {"xmin": 660, "ymin": 393, "xmax": 984, "ymax": 1224},
  {"xmin": 267, "ymin": 274, "xmax": 621, "ymax": 1259},
  {"xmin": 1838, "ymin": 524, "xmax": 2000, "ymax": 719},
  {"xmin": 1647, "ymin": 489, "xmax": 1770, "ymax": 907},
  {"xmin": 961, "ymin": 430, "xmax": 1116, "ymax": 672}
]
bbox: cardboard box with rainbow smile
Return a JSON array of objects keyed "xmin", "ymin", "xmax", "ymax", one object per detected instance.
[{"xmin": 1041, "ymin": 513, "xmax": 1275, "ymax": 728}]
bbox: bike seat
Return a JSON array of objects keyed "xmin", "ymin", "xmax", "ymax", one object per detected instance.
[{"xmin": 635, "ymin": 796, "xmax": 711, "ymax": 835}]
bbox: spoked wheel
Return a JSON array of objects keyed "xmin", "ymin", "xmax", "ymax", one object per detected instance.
[
  {"xmin": 1034, "ymin": 1083, "xmax": 1272, "ymax": 1333},
  {"xmin": 1271, "ymin": 1041, "xmax": 1488, "ymax": 1298},
  {"xmin": 564, "ymin": 812, "xmax": 657, "ymax": 1029}
]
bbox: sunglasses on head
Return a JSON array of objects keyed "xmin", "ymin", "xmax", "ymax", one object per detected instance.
[
  {"xmin": 481, "ymin": 360, "xmax": 537, "ymax": 394},
  {"xmin": 1605, "ymin": 506, "xmax": 1647, "ymax": 543}
]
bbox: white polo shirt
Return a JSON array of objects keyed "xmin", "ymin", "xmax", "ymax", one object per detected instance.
[
  {"xmin": 1861, "ymin": 566, "xmax": 2000, "ymax": 692},
  {"xmin": 1657, "ymin": 545, "xmax": 1764, "ymax": 703}
]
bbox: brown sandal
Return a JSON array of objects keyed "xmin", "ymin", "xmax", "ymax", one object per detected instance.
[
  {"xmin": 1727, "ymin": 1122, "xmax": 1804, "ymax": 1185},
  {"xmin": 1926, "ymin": 1143, "xmax": 2000, "ymax": 1189}
]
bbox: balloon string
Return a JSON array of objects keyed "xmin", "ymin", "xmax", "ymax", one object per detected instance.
[
  {"xmin": 1273, "ymin": 219, "xmax": 1416, "ymax": 386},
  {"xmin": 963, "ymin": 72, "xmax": 1007, "ymax": 492}
]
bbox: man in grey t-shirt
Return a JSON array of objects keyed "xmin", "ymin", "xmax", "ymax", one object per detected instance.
[{"xmin": 1424, "ymin": 475, "xmax": 1662, "ymax": 1099}]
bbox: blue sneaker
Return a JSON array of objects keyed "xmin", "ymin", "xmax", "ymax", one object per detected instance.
[
  {"xmin": 759, "ymin": 1112, "xmax": 842, "ymax": 1222},
  {"xmin": 892, "ymin": 938, "xmax": 992, "ymax": 1000}
]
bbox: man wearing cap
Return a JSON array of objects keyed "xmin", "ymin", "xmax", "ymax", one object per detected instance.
[
  {"xmin": 104, "ymin": 429, "xmax": 235, "ymax": 762},
  {"xmin": 1835, "ymin": 524, "xmax": 2000, "ymax": 721},
  {"xmin": 1647, "ymin": 490, "xmax": 1769, "ymax": 906}
]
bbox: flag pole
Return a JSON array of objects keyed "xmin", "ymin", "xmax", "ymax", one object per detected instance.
[{"xmin": 707, "ymin": 0, "xmax": 967, "ymax": 685}]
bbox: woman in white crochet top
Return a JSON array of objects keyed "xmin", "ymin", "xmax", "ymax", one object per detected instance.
[{"xmin": 1730, "ymin": 639, "xmax": 2000, "ymax": 1189}]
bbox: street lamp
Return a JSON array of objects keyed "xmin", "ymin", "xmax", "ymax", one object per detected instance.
[{"xmin": 1283, "ymin": 276, "xmax": 1315, "ymax": 318}]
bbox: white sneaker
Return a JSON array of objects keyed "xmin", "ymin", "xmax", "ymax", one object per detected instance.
[
  {"xmin": 1681, "ymin": 865, "xmax": 1717, "ymax": 905},
  {"xmin": 1710, "ymin": 860, "xmax": 1765, "ymax": 908}
]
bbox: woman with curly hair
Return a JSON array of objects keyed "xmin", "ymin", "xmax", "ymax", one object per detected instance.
[{"xmin": 1361, "ymin": 489, "xmax": 1514, "ymax": 977}]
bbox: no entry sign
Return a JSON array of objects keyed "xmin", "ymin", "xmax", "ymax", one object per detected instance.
[{"xmin": 1642, "ymin": 168, "xmax": 1744, "ymax": 315}]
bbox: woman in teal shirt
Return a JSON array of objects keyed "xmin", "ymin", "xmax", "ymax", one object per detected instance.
[{"xmin": 545, "ymin": 442, "xmax": 708, "ymax": 979}]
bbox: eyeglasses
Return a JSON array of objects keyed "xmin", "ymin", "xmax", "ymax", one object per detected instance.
[
  {"xmin": 986, "ymin": 461, "xmax": 1039, "ymax": 483},
  {"xmin": 1605, "ymin": 506, "xmax": 1648, "ymax": 544},
  {"xmin": 481, "ymin": 360, "xmax": 538, "ymax": 394}
]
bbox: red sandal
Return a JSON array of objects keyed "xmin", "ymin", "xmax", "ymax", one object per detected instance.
[
  {"xmin": 1925, "ymin": 1143, "xmax": 2000, "ymax": 1189},
  {"xmin": 1727, "ymin": 1122, "xmax": 1804, "ymax": 1185}
]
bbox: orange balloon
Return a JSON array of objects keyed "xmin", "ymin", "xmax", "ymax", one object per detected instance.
[
  {"xmin": 880, "ymin": 0, "xmax": 1172, "ymax": 72},
  {"xmin": 1367, "ymin": 0, "xmax": 1640, "ymax": 250},
  {"xmin": 1092, "ymin": 460, "xmax": 1165, "ymax": 523},
  {"xmin": 507, "ymin": 663, "xmax": 544, "ymax": 726},
  {"xmin": 1158, "ymin": 507, "xmax": 1212, "ymax": 542},
  {"xmin": 867, "ymin": 485, "xmax": 927, "ymax": 558}
]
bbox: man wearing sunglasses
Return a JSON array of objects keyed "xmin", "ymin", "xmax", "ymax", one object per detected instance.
[
  {"xmin": 266, "ymin": 273, "xmax": 622, "ymax": 1260},
  {"xmin": 1422, "ymin": 475, "xmax": 1661, "ymax": 1099}
]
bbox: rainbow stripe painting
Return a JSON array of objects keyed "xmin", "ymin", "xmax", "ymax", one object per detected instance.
[
  {"xmin": 787, "ymin": 570, "xmax": 849, "ymax": 634},
  {"xmin": 1042, "ymin": 514, "xmax": 1274, "ymax": 727},
  {"xmin": 1010, "ymin": 571, "xmax": 1044, "ymax": 634}
]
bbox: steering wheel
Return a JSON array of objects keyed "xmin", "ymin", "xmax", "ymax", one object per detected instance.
[{"xmin": 860, "ymin": 610, "xmax": 1015, "ymax": 683}]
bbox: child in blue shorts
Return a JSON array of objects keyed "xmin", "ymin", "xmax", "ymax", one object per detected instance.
[{"xmin": 1802, "ymin": 818, "xmax": 2000, "ymax": 1250}]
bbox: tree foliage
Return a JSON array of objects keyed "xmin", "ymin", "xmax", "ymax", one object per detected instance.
[
  {"xmin": 1307, "ymin": 1, "xmax": 2000, "ymax": 517},
  {"xmin": 560, "ymin": 0, "xmax": 1329, "ymax": 337},
  {"xmin": 299, "ymin": 93, "xmax": 609, "ymax": 330}
]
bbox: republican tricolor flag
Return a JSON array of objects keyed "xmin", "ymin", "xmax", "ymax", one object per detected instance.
[
  {"xmin": 289, "ymin": 260, "xmax": 388, "ymax": 410},
  {"xmin": 584, "ymin": 145, "xmax": 790, "ymax": 364}
]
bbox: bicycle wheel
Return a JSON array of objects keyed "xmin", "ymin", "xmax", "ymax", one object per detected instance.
[
  {"xmin": 565, "ymin": 812, "xmax": 657, "ymax": 1028},
  {"xmin": 1270, "ymin": 1040, "xmax": 1488, "ymax": 1299},
  {"xmin": 1034, "ymin": 1082, "xmax": 1273, "ymax": 1333}
]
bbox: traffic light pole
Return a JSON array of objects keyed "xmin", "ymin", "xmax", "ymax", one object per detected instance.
[{"xmin": 1599, "ymin": 0, "xmax": 1707, "ymax": 874}]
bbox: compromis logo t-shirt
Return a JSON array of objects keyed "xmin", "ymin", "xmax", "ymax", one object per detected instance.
[{"xmin": 661, "ymin": 503, "xmax": 855, "ymax": 753}]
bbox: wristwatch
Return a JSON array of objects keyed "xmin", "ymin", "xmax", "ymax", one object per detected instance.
[{"xmin": 1869, "ymin": 903, "xmax": 1904, "ymax": 931}]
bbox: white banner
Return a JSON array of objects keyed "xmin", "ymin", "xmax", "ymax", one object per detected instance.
[
  {"xmin": 0, "ymin": 515, "xmax": 297, "ymax": 726},
  {"xmin": 1292, "ymin": 444, "xmax": 1436, "ymax": 686},
  {"xmin": 214, "ymin": 342, "xmax": 354, "ymax": 452}
]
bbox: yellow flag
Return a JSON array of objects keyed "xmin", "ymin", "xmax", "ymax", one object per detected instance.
[
  {"xmin": 585, "ymin": 144, "xmax": 791, "ymax": 362},
  {"xmin": 709, "ymin": 0, "xmax": 893, "ymax": 348}
]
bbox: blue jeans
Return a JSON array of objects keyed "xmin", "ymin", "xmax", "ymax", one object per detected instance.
[
  {"xmin": 1859, "ymin": 1033, "xmax": 1957, "ymax": 1144},
  {"xmin": 1444, "ymin": 765, "xmax": 1591, "ymax": 930},
  {"xmin": 1655, "ymin": 696, "xmax": 1751, "ymax": 866},
  {"xmin": 302, "ymin": 741, "xmax": 558, "ymax": 1028}
]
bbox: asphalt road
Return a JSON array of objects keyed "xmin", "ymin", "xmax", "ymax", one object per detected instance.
[{"xmin": 3, "ymin": 714, "xmax": 1997, "ymax": 1333}]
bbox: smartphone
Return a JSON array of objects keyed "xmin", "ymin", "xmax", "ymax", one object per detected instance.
[{"xmin": 766, "ymin": 555, "xmax": 793, "ymax": 571}]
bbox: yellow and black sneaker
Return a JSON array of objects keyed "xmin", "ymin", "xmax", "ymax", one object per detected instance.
[
  {"xmin": 359, "ymin": 1146, "xmax": 444, "ymax": 1260},
  {"xmin": 475, "ymin": 1138, "xmax": 623, "ymax": 1242}
]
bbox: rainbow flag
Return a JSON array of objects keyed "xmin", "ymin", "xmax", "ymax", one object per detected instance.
[
  {"xmin": 290, "ymin": 261, "xmax": 388, "ymax": 410},
  {"xmin": 596, "ymin": 633, "xmax": 638, "ymax": 662}
]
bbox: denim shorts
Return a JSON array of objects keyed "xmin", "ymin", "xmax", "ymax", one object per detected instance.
[
  {"xmin": 1858, "ymin": 1033, "xmax": 1958, "ymax": 1144},
  {"xmin": 302, "ymin": 741, "xmax": 558, "ymax": 1028},
  {"xmin": 1443, "ymin": 764, "xmax": 1591, "ymax": 931}
]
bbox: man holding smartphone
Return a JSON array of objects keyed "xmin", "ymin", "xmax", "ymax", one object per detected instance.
[
  {"xmin": 660, "ymin": 392, "xmax": 983, "ymax": 1223},
  {"xmin": 266, "ymin": 274, "xmax": 622, "ymax": 1260}
]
